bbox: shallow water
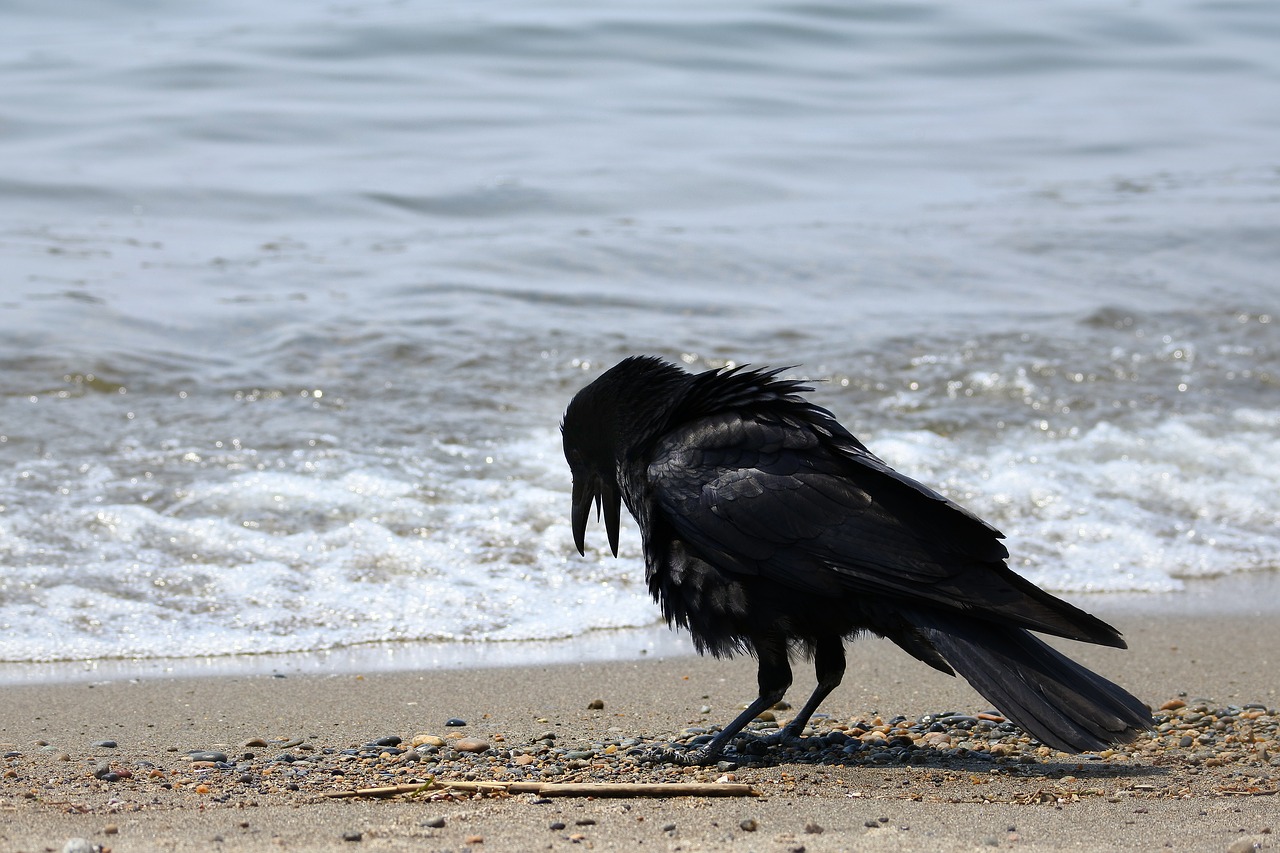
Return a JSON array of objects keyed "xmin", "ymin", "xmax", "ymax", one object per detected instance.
[{"xmin": 1, "ymin": 0, "xmax": 1277, "ymax": 663}]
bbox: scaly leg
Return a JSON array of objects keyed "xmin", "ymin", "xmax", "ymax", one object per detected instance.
[{"xmin": 649, "ymin": 635, "xmax": 792, "ymax": 766}]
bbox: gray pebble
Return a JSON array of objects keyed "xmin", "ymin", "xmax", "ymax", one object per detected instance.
[
  {"xmin": 188, "ymin": 750, "xmax": 229, "ymax": 763},
  {"xmin": 423, "ymin": 816, "xmax": 445, "ymax": 828},
  {"xmin": 61, "ymin": 840, "xmax": 96, "ymax": 853},
  {"xmin": 91, "ymin": 740, "xmax": 118, "ymax": 749},
  {"xmin": 739, "ymin": 818, "xmax": 758, "ymax": 832}
]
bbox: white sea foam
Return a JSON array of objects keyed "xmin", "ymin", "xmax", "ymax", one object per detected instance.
[
  {"xmin": 2, "ymin": 413, "xmax": 1274, "ymax": 662},
  {"xmin": 872, "ymin": 417, "xmax": 1280, "ymax": 593},
  {"xmin": 0, "ymin": 430, "xmax": 655, "ymax": 662}
]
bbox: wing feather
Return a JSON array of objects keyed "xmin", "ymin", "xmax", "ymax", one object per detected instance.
[{"xmin": 646, "ymin": 409, "xmax": 1118, "ymax": 642}]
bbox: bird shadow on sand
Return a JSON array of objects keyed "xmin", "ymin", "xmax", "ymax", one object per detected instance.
[{"xmin": 650, "ymin": 738, "xmax": 1173, "ymax": 782}]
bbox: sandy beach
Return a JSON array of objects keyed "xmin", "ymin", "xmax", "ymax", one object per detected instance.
[{"xmin": 2, "ymin": 584, "xmax": 1277, "ymax": 853}]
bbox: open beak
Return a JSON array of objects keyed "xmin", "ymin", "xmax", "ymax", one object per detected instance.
[{"xmin": 571, "ymin": 473, "xmax": 621, "ymax": 557}]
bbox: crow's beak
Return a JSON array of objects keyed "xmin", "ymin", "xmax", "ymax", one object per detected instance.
[{"xmin": 572, "ymin": 473, "xmax": 621, "ymax": 557}]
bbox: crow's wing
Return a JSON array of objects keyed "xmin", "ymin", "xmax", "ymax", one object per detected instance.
[{"xmin": 647, "ymin": 409, "xmax": 1115, "ymax": 642}]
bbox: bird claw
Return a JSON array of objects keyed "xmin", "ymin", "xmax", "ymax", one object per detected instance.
[
  {"xmin": 642, "ymin": 745, "xmax": 720, "ymax": 766},
  {"xmin": 643, "ymin": 728, "xmax": 807, "ymax": 765},
  {"xmin": 738, "ymin": 729, "xmax": 805, "ymax": 754}
]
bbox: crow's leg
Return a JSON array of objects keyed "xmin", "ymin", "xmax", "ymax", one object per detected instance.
[
  {"xmin": 648, "ymin": 637, "xmax": 792, "ymax": 766},
  {"xmin": 759, "ymin": 635, "xmax": 846, "ymax": 745}
]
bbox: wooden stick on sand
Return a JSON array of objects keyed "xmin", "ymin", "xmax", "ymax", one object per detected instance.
[{"xmin": 323, "ymin": 780, "xmax": 759, "ymax": 799}]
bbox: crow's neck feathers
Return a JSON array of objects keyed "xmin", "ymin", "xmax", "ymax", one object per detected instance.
[
  {"xmin": 571, "ymin": 356, "xmax": 868, "ymax": 475},
  {"xmin": 672, "ymin": 363, "xmax": 869, "ymax": 454}
]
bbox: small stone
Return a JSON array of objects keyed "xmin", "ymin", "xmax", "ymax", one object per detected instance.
[
  {"xmin": 103, "ymin": 825, "xmax": 118, "ymax": 835},
  {"xmin": 1228, "ymin": 840, "xmax": 1260, "ymax": 853},
  {"xmin": 445, "ymin": 718, "xmax": 467, "ymax": 727},
  {"xmin": 514, "ymin": 754, "xmax": 537, "ymax": 765},
  {"xmin": 244, "ymin": 738, "xmax": 269, "ymax": 747},
  {"xmin": 61, "ymin": 840, "xmax": 95, "ymax": 853},
  {"xmin": 413, "ymin": 734, "xmax": 446, "ymax": 748},
  {"xmin": 91, "ymin": 740, "xmax": 118, "ymax": 749},
  {"xmin": 1160, "ymin": 699, "xmax": 1186, "ymax": 711},
  {"xmin": 423, "ymin": 816, "xmax": 445, "ymax": 829},
  {"xmin": 371, "ymin": 736, "xmax": 402, "ymax": 747},
  {"xmin": 342, "ymin": 830, "xmax": 362, "ymax": 842},
  {"xmin": 550, "ymin": 822, "xmax": 566, "ymax": 831},
  {"xmin": 739, "ymin": 818, "xmax": 758, "ymax": 832},
  {"xmin": 587, "ymin": 699, "xmax": 604, "ymax": 710},
  {"xmin": 662, "ymin": 823, "xmax": 677, "ymax": 832},
  {"xmin": 454, "ymin": 738, "xmax": 490, "ymax": 754},
  {"xmin": 804, "ymin": 821, "xmax": 824, "ymax": 834}
]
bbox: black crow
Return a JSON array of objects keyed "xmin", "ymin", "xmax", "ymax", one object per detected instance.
[{"xmin": 561, "ymin": 355, "xmax": 1151, "ymax": 765}]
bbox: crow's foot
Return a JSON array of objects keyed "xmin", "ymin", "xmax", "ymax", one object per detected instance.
[
  {"xmin": 736, "ymin": 728, "xmax": 807, "ymax": 755},
  {"xmin": 642, "ymin": 744, "xmax": 724, "ymax": 766}
]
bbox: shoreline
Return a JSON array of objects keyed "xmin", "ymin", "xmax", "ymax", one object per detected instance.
[
  {"xmin": 2, "ymin": 578, "xmax": 1277, "ymax": 852},
  {"xmin": 3, "ymin": 570, "xmax": 1276, "ymax": 688}
]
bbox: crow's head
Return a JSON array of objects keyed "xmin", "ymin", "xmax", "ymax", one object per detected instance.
[
  {"xmin": 561, "ymin": 356, "xmax": 687, "ymax": 557},
  {"xmin": 561, "ymin": 379, "xmax": 623, "ymax": 557}
]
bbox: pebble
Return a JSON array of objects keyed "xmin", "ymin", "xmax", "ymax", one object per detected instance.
[
  {"xmin": 739, "ymin": 818, "xmax": 758, "ymax": 832},
  {"xmin": 187, "ymin": 751, "xmax": 229, "ymax": 763},
  {"xmin": 587, "ymin": 699, "xmax": 605, "ymax": 710},
  {"xmin": 91, "ymin": 741, "xmax": 118, "ymax": 749},
  {"xmin": 423, "ymin": 816, "xmax": 446, "ymax": 828},
  {"xmin": 61, "ymin": 840, "xmax": 95, "ymax": 853},
  {"xmin": 445, "ymin": 718, "xmax": 467, "ymax": 727},
  {"xmin": 1227, "ymin": 841, "xmax": 1260, "ymax": 853},
  {"xmin": 454, "ymin": 739, "xmax": 490, "ymax": 754}
]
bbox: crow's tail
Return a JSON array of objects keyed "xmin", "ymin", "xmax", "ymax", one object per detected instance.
[{"xmin": 917, "ymin": 613, "xmax": 1152, "ymax": 753}]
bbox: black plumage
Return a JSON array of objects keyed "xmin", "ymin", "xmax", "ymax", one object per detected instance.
[{"xmin": 561, "ymin": 355, "xmax": 1151, "ymax": 765}]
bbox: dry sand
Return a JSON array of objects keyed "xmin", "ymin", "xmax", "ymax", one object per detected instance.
[{"xmin": 2, "ymin": 586, "xmax": 1277, "ymax": 852}]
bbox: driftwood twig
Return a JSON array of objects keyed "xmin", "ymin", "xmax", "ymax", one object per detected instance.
[{"xmin": 322, "ymin": 779, "xmax": 759, "ymax": 799}]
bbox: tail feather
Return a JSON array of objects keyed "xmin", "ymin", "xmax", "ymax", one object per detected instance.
[{"xmin": 918, "ymin": 615, "xmax": 1152, "ymax": 753}]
